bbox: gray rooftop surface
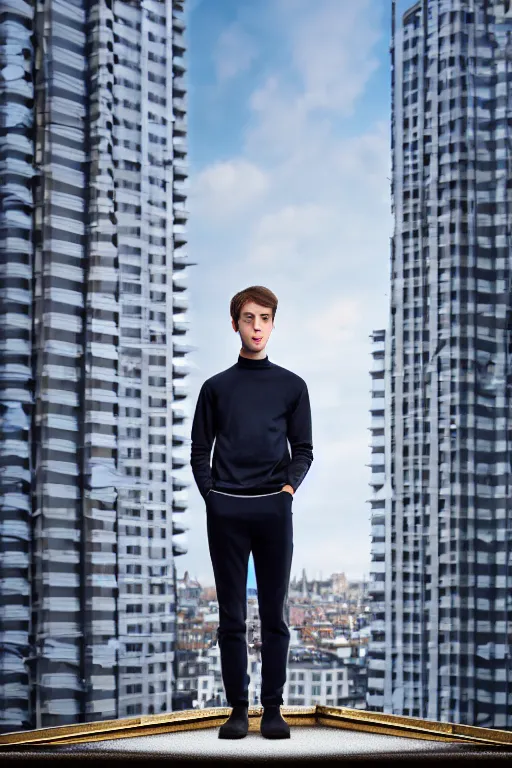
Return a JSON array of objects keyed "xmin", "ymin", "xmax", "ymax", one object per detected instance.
[{"xmin": 2, "ymin": 726, "xmax": 511, "ymax": 764}]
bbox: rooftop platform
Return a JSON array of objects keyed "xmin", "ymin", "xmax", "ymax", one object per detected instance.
[{"xmin": 1, "ymin": 705, "xmax": 511, "ymax": 767}]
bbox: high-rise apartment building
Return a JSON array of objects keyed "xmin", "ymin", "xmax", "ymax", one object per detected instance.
[
  {"xmin": 0, "ymin": 0, "xmax": 190, "ymax": 732},
  {"xmin": 366, "ymin": 328, "xmax": 389, "ymax": 713},
  {"xmin": 367, "ymin": 0, "xmax": 512, "ymax": 728}
]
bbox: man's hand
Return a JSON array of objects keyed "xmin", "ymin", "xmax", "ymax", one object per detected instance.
[{"xmin": 281, "ymin": 484, "xmax": 294, "ymax": 496}]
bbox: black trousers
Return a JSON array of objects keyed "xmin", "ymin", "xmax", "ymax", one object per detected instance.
[{"xmin": 205, "ymin": 489, "xmax": 294, "ymax": 707}]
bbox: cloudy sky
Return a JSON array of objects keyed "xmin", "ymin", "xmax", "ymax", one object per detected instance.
[{"xmin": 177, "ymin": 0, "xmax": 409, "ymax": 588}]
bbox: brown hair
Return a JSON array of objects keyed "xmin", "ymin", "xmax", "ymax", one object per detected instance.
[{"xmin": 230, "ymin": 286, "xmax": 278, "ymax": 330}]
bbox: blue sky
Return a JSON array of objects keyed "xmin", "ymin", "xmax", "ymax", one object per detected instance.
[
  {"xmin": 177, "ymin": 0, "xmax": 407, "ymax": 589},
  {"xmin": 187, "ymin": 0, "xmax": 393, "ymax": 168}
]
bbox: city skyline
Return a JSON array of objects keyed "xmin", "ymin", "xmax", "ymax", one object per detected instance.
[{"xmin": 179, "ymin": 560, "xmax": 368, "ymax": 593}]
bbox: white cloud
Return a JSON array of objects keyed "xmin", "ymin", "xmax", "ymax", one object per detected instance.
[
  {"xmin": 192, "ymin": 158, "xmax": 269, "ymax": 221},
  {"xmin": 248, "ymin": 203, "xmax": 334, "ymax": 267},
  {"xmin": 245, "ymin": 0, "xmax": 383, "ymax": 160},
  {"xmin": 282, "ymin": 0, "xmax": 381, "ymax": 114},
  {"xmin": 184, "ymin": 0, "xmax": 391, "ymax": 583},
  {"xmin": 309, "ymin": 297, "xmax": 364, "ymax": 343},
  {"xmin": 213, "ymin": 23, "xmax": 258, "ymax": 82}
]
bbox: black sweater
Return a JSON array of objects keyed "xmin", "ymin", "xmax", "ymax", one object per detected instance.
[{"xmin": 190, "ymin": 354, "xmax": 313, "ymax": 499}]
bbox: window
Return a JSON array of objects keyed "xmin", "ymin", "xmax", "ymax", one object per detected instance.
[{"xmin": 126, "ymin": 643, "xmax": 142, "ymax": 653}]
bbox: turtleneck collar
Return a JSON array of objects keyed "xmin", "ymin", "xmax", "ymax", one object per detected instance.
[{"xmin": 236, "ymin": 354, "xmax": 272, "ymax": 369}]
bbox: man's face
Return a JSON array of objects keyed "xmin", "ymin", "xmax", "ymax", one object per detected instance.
[{"xmin": 231, "ymin": 301, "xmax": 274, "ymax": 352}]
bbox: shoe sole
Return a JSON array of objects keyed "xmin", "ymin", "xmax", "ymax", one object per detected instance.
[{"xmin": 260, "ymin": 730, "xmax": 291, "ymax": 739}]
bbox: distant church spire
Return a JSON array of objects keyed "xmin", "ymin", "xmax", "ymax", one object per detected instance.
[{"xmin": 301, "ymin": 568, "xmax": 308, "ymax": 598}]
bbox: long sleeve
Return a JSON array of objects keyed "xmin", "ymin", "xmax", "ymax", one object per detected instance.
[
  {"xmin": 286, "ymin": 383, "xmax": 313, "ymax": 492},
  {"xmin": 190, "ymin": 381, "xmax": 216, "ymax": 500}
]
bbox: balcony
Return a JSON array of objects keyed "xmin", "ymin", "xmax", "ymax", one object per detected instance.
[
  {"xmin": 173, "ymin": 294, "xmax": 189, "ymax": 311},
  {"xmin": 172, "ymin": 541, "xmax": 187, "ymax": 557},
  {"xmin": 173, "ymin": 161, "xmax": 187, "ymax": 178},
  {"xmin": 173, "ymin": 319, "xmax": 189, "ymax": 335},
  {"xmin": 173, "ymin": 96, "xmax": 186, "ymax": 112},
  {"xmin": 173, "ymin": 181, "xmax": 187, "ymax": 200},
  {"xmin": 172, "ymin": 55, "xmax": 186, "ymax": 75},
  {"xmin": 172, "ymin": 16, "xmax": 185, "ymax": 34},
  {"xmin": 173, "ymin": 205, "xmax": 188, "ymax": 222},
  {"xmin": 173, "ymin": 117, "xmax": 187, "ymax": 134},
  {"xmin": 173, "ymin": 31, "xmax": 185, "ymax": 52}
]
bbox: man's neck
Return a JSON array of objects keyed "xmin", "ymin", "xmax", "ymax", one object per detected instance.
[
  {"xmin": 239, "ymin": 346, "xmax": 268, "ymax": 361},
  {"xmin": 236, "ymin": 352, "xmax": 271, "ymax": 368}
]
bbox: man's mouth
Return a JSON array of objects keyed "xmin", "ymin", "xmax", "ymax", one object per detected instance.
[{"xmin": 252, "ymin": 337, "xmax": 262, "ymax": 343}]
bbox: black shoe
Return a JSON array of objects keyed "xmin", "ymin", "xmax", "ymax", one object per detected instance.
[
  {"xmin": 260, "ymin": 704, "xmax": 290, "ymax": 739},
  {"xmin": 218, "ymin": 704, "xmax": 249, "ymax": 739}
]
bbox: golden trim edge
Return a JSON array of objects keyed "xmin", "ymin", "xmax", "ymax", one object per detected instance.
[
  {"xmin": 0, "ymin": 705, "xmax": 510, "ymax": 749},
  {"xmin": 315, "ymin": 706, "xmax": 512, "ymax": 746},
  {"xmin": 0, "ymin": 707, "xmax": 315, "ymax": 747}
]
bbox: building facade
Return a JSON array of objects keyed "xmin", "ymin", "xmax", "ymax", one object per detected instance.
[
  {"xmin": 366, "ymin": 328, "xmax": 390, "ymax": 712},
  {"xmin": 367, "ymin": 0, "xmax": 512, "ymax": 728},
  {"xmin": 284, "ymin": 649, "xmax": 350, "ymax": 707},
  {"xmin": 0, "ymin": 0, "xmax": 190, "ymax": 732}
]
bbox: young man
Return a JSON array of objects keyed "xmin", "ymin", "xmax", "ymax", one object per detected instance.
[{"xmin": 190, "ymin": 286, "xmax": 313, "ymax": 739}]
